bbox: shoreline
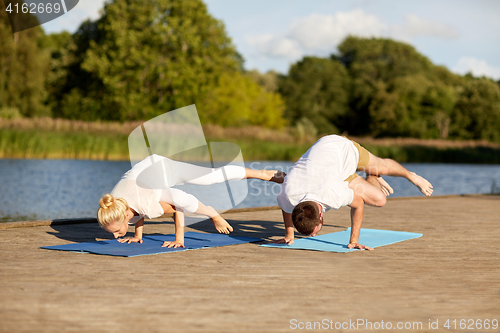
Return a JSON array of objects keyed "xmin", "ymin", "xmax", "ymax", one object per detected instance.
[
  {"xmin": 1, "ymin": 120, "xmax": 500, "ymax": 163},
  {"xmin": 2, "ymin": 193, "xmax": 497, "ymax": 229}
]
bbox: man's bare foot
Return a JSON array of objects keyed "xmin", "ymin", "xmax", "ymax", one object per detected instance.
[
  {"xmin": 211, "ymin": 215, "xmax": 233, "ymax": 234},
  {"xmin": 408, "ymin": 172, "xmax": 433, "ymax": 196},
  {"xmin": 376, "ymin": 176, "xmax": 394, "ymax": 196},
  {"xmin": 261, "ymin": 170, "xmax": 286, "ymax": 184}
]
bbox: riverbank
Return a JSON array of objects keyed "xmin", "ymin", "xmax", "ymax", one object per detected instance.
[
  {"xmin": 0, "ymin": 195, "xmax": 499, "ymax": 332},
  {"xmin": 1, "ymin": 118, "xmax": 500, "ymax": 162}
]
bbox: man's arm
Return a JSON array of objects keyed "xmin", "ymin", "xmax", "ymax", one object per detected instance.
[
  {"xmin": 347, "ymin": 193, "xmax": 373, "ymax": 251},
  {"xmin": 273, "ymin": 210, "xmax": 295, "ymax": 244}
]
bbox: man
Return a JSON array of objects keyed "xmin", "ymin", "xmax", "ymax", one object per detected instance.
[{"xmin": 275, "ymin": 135, "xmax": 433, "ymax": 250}]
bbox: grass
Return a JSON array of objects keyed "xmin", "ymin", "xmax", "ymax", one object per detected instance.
[
  {"xmin": 0, "ymin": 129, "xmax": 129, "ymax": 160},
  {"xmin": 1, "ymin": 118, "xmax": 500, "ymax": 163}
]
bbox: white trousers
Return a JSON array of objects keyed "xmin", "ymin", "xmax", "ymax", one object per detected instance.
[{"xmin": 158, "ymin": 160, "xmax": 246, "ymax": 213}]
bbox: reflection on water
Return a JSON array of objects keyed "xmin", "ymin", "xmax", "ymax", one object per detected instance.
[{"xmin": 0, "ymin": 159, "xmax": 499, "ymax": 222}]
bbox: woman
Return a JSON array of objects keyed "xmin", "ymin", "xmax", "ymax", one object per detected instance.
[{"xmin": 97, "ymin": 154, "xmax": 284, "ymax": 248}]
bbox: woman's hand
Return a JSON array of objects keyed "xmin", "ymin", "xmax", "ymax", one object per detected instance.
[
  {"xmin": 117, "ymin": 236, "xmax": 143, "ymax": 244},
  {"xmin": 162, "ymin": 240, "xmax": 185, "ymax": 248}
]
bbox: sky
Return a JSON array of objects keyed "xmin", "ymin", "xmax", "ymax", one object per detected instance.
[{"xmin": 42, "ymin": 0, "xmax": 500, "ymax": 80}]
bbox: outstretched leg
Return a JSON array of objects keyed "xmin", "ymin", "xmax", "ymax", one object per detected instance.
[
  {"xmin": 174, "ymin": 160, "xmax": 285, "ymax": 185},
  {"xmin": 361, "ymin": 152, "xmax": 433, "ymax": 196}
]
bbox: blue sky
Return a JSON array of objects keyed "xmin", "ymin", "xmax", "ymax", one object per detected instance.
[{"xmin": 42, "ymin": 0, "xmax": 500, "ymax": 79}]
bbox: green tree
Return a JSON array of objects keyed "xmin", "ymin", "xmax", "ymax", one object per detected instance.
[
  {"xmin": 279, "ymin": 56, "xmax": 350, "ymax": 134},
  {"xmin": 421, "ymin": 81, "xmax": 456, "ymax": 139},
  {"xmin": 337, "ymin": 36, "xmax": 435, "ymax": 135},
  {"xmin": 450, "ymin": 78, "xmax": 500, "ymax": 142},
  {"xmin": 57, "ymin": 0, "xmax": 243, "ymax": 121},
  {"xmin": 368, "ymin": 75, "xmax": 456, "ymax": 138},
  {"xmin": 199, "ymin": 71, "xmax": 286, "ymax": 128},
  {"xmin": 0, "ymin": 4, "xmax": 50, "ymax": 117},
  {"xmin": 247, "ymin": 69, "xmax": 280, "ymax": 93},
  {"xmin": 49, "ymin": 19, "xmax": 108, "ymax": 120},
  {"xmin": 45, "ymin": 31, "xmax": 76, "ymax": 113}
]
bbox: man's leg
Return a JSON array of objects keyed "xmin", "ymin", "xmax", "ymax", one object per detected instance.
[
  {"xmin": 362, "ymin": 152, "xmax": 433, "ymax": 196},
  {"xmin": 349, "ymin": 176, "xmax": 387, "ymax": 207}
]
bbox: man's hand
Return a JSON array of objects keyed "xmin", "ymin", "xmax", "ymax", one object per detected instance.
[
  {"xmin": 277, "ymin": 210, "xmax": 295, "ymax": 245},
  {"xmin": 347, "ymin": 242, "xmax": 373, "ymax": 251},
  {"xmin": 162, "ymin": 240, "xmax": 185, "ymax": 248},
  {"xmin": 117, "ymin": 236, "xmax": 143, "ymax": 244},
  {"xmin": 272, "ymin": 237, "xmax": 294, "ymax": 245}
]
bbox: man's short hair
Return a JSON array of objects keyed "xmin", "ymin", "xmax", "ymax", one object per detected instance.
[{"xmin": 292, "ymin": 201, "xmax": 321, "ymax": 235}]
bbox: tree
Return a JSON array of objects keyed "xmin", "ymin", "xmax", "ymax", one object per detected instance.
[
  {"xmin": 247, "ymin": 69, "xmax": 280, "ymax": 93},
  {"xmin": 279, "ymin": 56, "xmax": 350, "ymax": 134},
  {"xmin": 368, "ymin": 75, "xmax": 456, "ymax": 138},
  {"xmin": 450, "ymin": 78, "xmax": 500, "ymax": 142},
  {"xmin": 45, "ymin": 31, "xmax": 76, "ymax": 113},
  {"xmin": 337, "ymin": 36, "xmax": 435, "ymax": 135},
  {"xmin": 0, "ymin": 4, "xmax": 50, "ymax": 117},
  {"xmin": 198, "ymin": 71, "xmax": 286, "ymax": 128},
  {"xmin": 50, "ymin": 20, "xmax": 109, "ymax": 120},
  {"xmin": 59, "ymin": 0, "xmax": 243, "ymax": 121}
]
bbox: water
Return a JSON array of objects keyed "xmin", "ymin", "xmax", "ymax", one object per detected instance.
[{"xmin": 1, "ymin": 159, "xmax": 499, "ymax": 222}]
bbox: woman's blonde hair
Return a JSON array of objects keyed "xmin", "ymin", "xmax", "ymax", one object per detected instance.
[{"xmin": 97, "ymin": 194, "xmax": 129, "ymax": 227}]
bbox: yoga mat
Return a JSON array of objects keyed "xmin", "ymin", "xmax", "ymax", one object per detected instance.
[
  {"xmin": 41, "ymin": 232, "xmax": 261, "ymax": 257},
  {"xmin": 260, "ymin": 228, "xmax": 422, "ymax": 253}
]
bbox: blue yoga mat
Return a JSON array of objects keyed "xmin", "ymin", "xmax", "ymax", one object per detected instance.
[
  {"xmin": 41, "ymin": 232, "xmax": 261, "ymax": 257},
  {"xmin": 260, "ymin": 228, "xmax": 422, "ymax": 252}
]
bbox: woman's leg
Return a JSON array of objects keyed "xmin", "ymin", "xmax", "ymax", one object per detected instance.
[
  {"xmin": 160, "ymin": 188, "xmax": 233, "ymax": 234},
  {"xmin": 160, "ymin": 188, "xmax": 199, "ymax": 213},
  {"xmin": 172, "ymin": 160, "xmax": 283, "ymax": 186},
  {"xmin": 194, "ymin": 201, "xmax": 233, "ymax": 234}
]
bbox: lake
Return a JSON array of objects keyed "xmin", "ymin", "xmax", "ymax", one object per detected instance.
[{"xmin": 0, "ymin": 159, "xmax": 499, "ymax": 222}]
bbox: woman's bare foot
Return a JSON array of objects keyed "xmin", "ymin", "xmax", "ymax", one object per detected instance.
[
  {"xmin": 408, "ymin": 172, "xmax": 433, "ymax": 196},
  {"xmin": 211, "ymin": 215, "xmax": 233, "ymax": 234},
  {"xmin": 376, "ymin": 176, "xmax": 394, "ymax": 196}
]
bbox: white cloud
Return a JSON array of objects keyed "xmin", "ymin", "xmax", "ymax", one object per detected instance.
[
  {"xmin": 246, "ymin": 10, "xmax": 460, "ymax": 62},
  {"xmin": 391, "ymin": 14, "xmax": 459, "ymax": 42},
  {"xmin": 247, "ymin": 9, "xmax": 387, "ymax": 62},
  {"xmin": 288, "ymin": 10, "xmax": 388, "ymax": 51},
  {"xmin": 246, "ymin": 35, "xmax": 303, "ymax": 59},
  {"xmin": 453, "ymin": 56, "xmax": 500, "ymax": 80}
]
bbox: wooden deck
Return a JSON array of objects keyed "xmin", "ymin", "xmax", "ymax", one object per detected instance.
[{"xmin": 0, "ymin": 195, "xmax": 499, "ymax": 332}]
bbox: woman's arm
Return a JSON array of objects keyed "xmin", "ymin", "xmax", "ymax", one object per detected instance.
[
  {"xmin": 159, "ymin": 201, "xmax": 185, "ymax": 248},
  {"xmin": 118, "ymin": 217, "xmax": 144, "ymax": 244}
]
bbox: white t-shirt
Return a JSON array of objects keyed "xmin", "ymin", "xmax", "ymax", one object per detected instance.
[
  {"xmin": 277, "ymin": 135, "xmax": 359, "ymax": 213},
  {"xmin": 110, "ymin": 155, "xmax": 167, "ymax": 221}
]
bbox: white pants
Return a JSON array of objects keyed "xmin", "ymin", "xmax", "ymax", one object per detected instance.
[{"xmin": 158, "ymin": 160, "xmax": 246, "ymax": 213}]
